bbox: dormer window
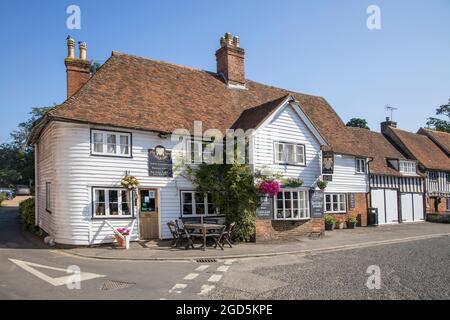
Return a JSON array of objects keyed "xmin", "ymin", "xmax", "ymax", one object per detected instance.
[{"xmin": 399, "ymin": 161, "xmax": 416, "ymax": 174}]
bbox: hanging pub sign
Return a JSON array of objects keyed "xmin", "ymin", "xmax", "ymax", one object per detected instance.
[
  {"xmin": 256, "ymin": 194, "xmax": 273, "ymax": 220},
  {"xmin": 322, "ymin": 150, "xmax": 334, "ymax": 174},
  {"xmin": 148, "ymin": 146, "xmax": 173, "ymax": 177},
  {"xmin": 310, "ymin": 189, "xmax": 325, "ymax": 218}
]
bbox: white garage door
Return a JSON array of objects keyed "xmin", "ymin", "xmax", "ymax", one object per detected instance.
[
  {"xmin": 371, "ymin": 189, "xmax": 386, "ymax": 224},
  {"xmin": 370, "ymin": 189, "xmax": 399, "ymax": 224},
  {"xmin": 401, "ymin": 193, "xmax": 424, "ymax": 222}
]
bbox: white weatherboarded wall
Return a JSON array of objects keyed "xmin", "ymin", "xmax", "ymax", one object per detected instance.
[
  {"xmin": 36, "ymin": 121, "xmax": 193, "ymax": 245},
  {"xmin": 252, "ymin": 105, "xmax": 322, "ymax": 187},
  {"xmin": 325, "ymin": 154, "xmax": 368, "ymax": 193}
]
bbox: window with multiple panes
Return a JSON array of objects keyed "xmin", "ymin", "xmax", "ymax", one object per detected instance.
[
  {"xmin": 186, "ymin": 140, "xmax": 223, "ymax": 164},
  {"xmin": 429, "ymin": 171, "xmax": 438, "ymax": 181},
  {"xmin": 274, "ymin": 190, "xmax": 310, "ymax": 220},
  {"xmin": 45, "ymin": 182, "xmax": 51, "ymax": 213},
  {"xmin": 91, "ymin": 130, "xmax": 131, "ymax": 157},
  {"xmin": 181, "ymin": 191, "xmax": 217, "ymax": 216},
  {"xmin": 325, "ymin": 193, "xmax": 346, "ymax": 213},
  {"xmin": 446, "ymin": 173, "xmax": 450, "ymax": 184},
  {"xmin": 399, "ymin": 161, "xmax": 416, "ymax": 174},
  {"xmin": 274, "ymin": 142, "xmax": 305, "ymax": 165},
  {"xmin": 355, "ymin": 158, "xmax": 366, "ymax": 173},
  {"xmin": 93, "ymin": 188, "xmax": 132, "ymax": 217}
]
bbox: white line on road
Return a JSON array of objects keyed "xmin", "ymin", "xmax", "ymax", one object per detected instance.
[
  {"xmin": 208, "ymin": 274, "xmax": 223, "ymax": 282},
  {"xmin": 195, "ymin": 265, "xmax": 209, "ymax": 271},
  {"xmin": 184, "ymin": 273, "xmax": 199, "ymax": 280},
  {"xmin": 224, "ymin": 259, "xmax": 236, "ymax": 265},
  {"xmin": 217, "ymin": 265, "xmax": 229, "ymax": 272},
  {"xmin": 169, "ymin": 283, "xmax": 187, "ymax": 293},
  {"xmin": 8, "ymin": 258, "xmax": 105, "ymax": 287},
  {"xmin": 198, "ymin": 284, "xmax": 215, "ymax": 295}
]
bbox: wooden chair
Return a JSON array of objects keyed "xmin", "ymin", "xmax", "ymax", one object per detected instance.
[
  {"xmin": 210, "ymin": 225, "xmax": 226, "ymax": 250},
  {"xmin": 167, "ymin": 220, "xmax": 187, "ymax": 248},
  {"xmin": 219, "ymin": 222, "xmax": 236, "ymax": 248}
]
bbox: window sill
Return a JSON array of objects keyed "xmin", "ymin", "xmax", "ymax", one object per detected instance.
[
  {"xmin": 325, "ymin": 212, "xmax": 347, "ymax": 214},
  {"xmin": 92, "ymin": 216, "xmax": 136, "ymax": 220},
  {"xmin": 90, "ymin": 153, "xmax": 133, "ymax": 159},
  {"xmin": 273, "ymin": 217, "xmax": 311, "ymax": 221},
  {"xmin": 274, "ymin": 162, "xmax": 306, "ymax": 167}
]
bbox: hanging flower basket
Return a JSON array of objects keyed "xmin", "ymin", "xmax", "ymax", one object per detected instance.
[
  {"xmin": 121, "ymin": 175, "xmax": 140, "ymax": 190},
  {"xmin": 259, "ymin": 179, "xmax": 281, "ymax": 197}
]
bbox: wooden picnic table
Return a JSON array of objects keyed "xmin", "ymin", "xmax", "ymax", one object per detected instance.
[{"xmin": 184, "ymin": 223, "xmax": 225, "ymax": 251}]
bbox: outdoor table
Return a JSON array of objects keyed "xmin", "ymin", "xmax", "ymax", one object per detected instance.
[{"xmin": 184, "ymin": 223, "xmax": 224, "ymax": 251}]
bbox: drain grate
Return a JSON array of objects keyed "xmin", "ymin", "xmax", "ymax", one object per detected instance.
[
  {"xmin": 196, "ymin": 258, "xmax": 217, "ymax": 263},
  {"xmin": 100, "ymin": 280, "xmax": 136, "ymax": 291}
]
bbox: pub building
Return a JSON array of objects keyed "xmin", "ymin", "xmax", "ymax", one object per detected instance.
[{"xmin": 29, "ymin": 34, "xmax": 425, "ymax": 246}]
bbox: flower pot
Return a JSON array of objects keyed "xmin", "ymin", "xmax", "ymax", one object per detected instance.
[
  {"xmin": 115, "ymin": 234, "xmax": 126, "ymax": 248},
  {"xmin": 325, "ymin": 223, "xmax": 335, "ymax": 231},
  {"xmin": 347, "ymin": 222, "xmax": 356, "ymax": 229}
]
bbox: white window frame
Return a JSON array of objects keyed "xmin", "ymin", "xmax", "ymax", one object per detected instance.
[
  {"xmin": 92, "ymin": 188, "xmax": 133, "ymax": 218},
  {"xmin": 325, "ymin": 193, "xmax": 347, "ymax": 213},
  {"xmin": 91, "ymin": 130, "xmax": 131, "ymax": 157},
  {"xmin": 180, "ymin": 191, "xmax": 218, "ymax": 216},
  {"xmin": 355, "ymin": 158, "xmax": 366, "ymax": 174},
  {"xmin": 429, "ymin": 171, "xmax": 438, "ymax": 181},
  {"xmin": 399, "ymin": 161, "xmax": 416, "ymax": 174},
  {"xmin": 274, "ymin": 189, "xmax": 310, "ymax": 220},
  {"xmin": 45, "ymin": 182, "xmax": 51, "ymax": 213},
  {"xmin": 274, "ymin": 142, "xmax": 306, "ymax": 165}
]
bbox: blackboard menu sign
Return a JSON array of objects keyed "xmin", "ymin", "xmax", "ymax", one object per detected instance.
[
  {"xmin": 310, "ymin": 189, "xmax": 325, "ymax": 218},
  {"xmin": 256, "ymin": 194, "xmax": 273, "ymax": 219},
  {"xmin": 349, "ymin": 193, "xmax": 355, "ymax": 209},
  {"xmin": 148, "ymin": 146, "xmax": 173, "ymax": 177}
]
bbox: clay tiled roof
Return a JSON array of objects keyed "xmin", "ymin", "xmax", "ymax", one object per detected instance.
[
  {"xmin": 390, "ymin": 127, "xmax": 450, "ymax": 171},
  {"xmin": 349, "ymin": 127, "xmax": 407, "ymax": 176},
  {"xmin": 418, "ymin": 128, "xmax": 450, "ymax": 156},
  {"xmin": 33, "ymin": 52, "xmax": 365, "ymax": 156}
]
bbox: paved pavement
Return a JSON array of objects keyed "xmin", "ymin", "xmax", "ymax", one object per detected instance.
[{"xmin": 1, "ymin": 198, "xmax": 449, "ymax": 299}]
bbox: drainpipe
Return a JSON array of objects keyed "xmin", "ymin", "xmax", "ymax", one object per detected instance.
[
  {"xmin": 366, "ymin": 157, "xmax": 374, "ymax": 226},
  {"xmin": 34, "ymin": 143, "xmax": 39, "ymax": 228}
]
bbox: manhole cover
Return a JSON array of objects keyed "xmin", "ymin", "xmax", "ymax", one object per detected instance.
[
  {"xmin": 100, "ymin": 280, "xmax": 135, "ymax": 291},
  {"xmin": 196, "ymin": 258, "xmax": 217, "ymax": 263}
]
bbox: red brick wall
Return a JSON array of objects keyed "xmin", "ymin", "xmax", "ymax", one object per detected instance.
[
  {"xmin": 427, "ymin": 197, "xmax": 449, "ymax": 213},
  {"xmin": 65, "ymin": 58, "xmax": 91, "ymax": 98},
  {"xmin": 256, "ymin": 218, "xmax": 324, "ymax": 242},
  {"xmin": 215, "ymin": 45, "xmax": 245, "ymax": 86},
  {"xmin": 329, "ymin": 193, "xmax": 368, "ymax": 227}
]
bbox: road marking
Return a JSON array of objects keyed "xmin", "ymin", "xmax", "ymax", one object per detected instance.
[
  {"xmin": 198, "ymin": 284, "xmax": 215, "ymax": 295},
  {"xmin": 8, "ymin": 259, "xmax": 105, "ymax": 287},
  {"xmin": 169, "ymin": 283, "xmax": 187, "ymax": 293},
  {"xmin": 195, "ymin": 265, "xmax": 209, "ymax": 271},
  {"xmin": 224, "ymin": 259, "xmax": 236, "ymax": 265},
  {"xmin": 217, "ymin": 265, "xmax": 229, "ymax": 272},
  {"xmin": 208, "ymin": 274, "xmax": 222, "ymax": 282},
  {"xmin": 184, "ymin": 273, "xmax": 199, "ymax": 280}
]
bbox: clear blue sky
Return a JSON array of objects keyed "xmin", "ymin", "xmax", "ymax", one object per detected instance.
[{"xmin": 1, "ymin": 0, "xmax": 449, "ymax": 143}]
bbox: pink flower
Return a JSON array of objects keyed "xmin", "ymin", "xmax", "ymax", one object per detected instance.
[{"xmin": 259, "ymin": 180, "xmax": 281, "ymax": 196}]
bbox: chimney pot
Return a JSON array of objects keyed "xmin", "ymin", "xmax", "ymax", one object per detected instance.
[
  {"xmin": 232, "ymin": 36, "xmax": 240, "ymax": 48},
  {"xmin": 67, "ymin": 36, "xmax": 75, "ymax": 58},
  {"xmin": 78, "ymin": 42, "xmax": 87, "ymax": 60}
]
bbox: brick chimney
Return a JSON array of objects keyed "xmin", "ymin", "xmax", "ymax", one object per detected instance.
[
  {"xmin": 215, "ymin": 33, "xmax": 245, "ymax": 87},
  {"xmin": 64, "ymin": 37, "xmax": 91, "ymax": 98},
  {"xmin": 380, "ymin": 117, "xmax": 397, "ymax": 133}
]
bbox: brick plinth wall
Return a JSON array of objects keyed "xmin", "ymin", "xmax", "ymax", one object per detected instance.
[
  {"xmin": 256, "ymin": 218, "xmax": 324, "ymax": 242},
  {"xmin": 427, "ymin": 197, "xmax": 449, "ymax": 213}
]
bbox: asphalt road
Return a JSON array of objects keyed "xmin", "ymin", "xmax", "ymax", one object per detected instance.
[
  {"xmin": 1, "ymin": 200, "xmax": 449, "ymax": 300},
  {"xmin": 208, "ymin": 236, "xmax": 450, "ymax": 300}
]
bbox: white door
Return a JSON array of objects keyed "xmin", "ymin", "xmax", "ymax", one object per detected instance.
[
  {"xmin": 385, "ymin": 190, "xmax": 399, "ymax": 223},
  {"xmin": 400, "ymin": 193, "xmax": 413, "ymax": 222},
  {"xmin": 371, "ymin": 189, "xmax": 386, "ymax": 224},
  {"xmin": 413, "ymin": 194, "xmax": 424, "ymax": 221}
]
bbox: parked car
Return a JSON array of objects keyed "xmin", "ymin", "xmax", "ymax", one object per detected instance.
[
  {"xmin": 0, "ymin": 188, "xmax": 15, "ymax": 200},
  {"xmin": 15, "ymin": 185, "xmax": 31, "ymax": 196}
]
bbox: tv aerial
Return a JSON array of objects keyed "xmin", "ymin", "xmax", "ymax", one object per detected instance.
[{"xmin": 385, "ymin": 104, "xmax": 398, "ymax": 120}]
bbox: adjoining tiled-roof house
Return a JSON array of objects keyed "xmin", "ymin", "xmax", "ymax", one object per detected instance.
[
  {"xmin": 30, "ymin": 34, "xmax": 372, "ymax": 245},
  {"xmin": 349, "ymin": 127, "xmax": 425, "ymax": 224},
  {"xmin": 381, "ymin": 120, "xmax": 450, "ymax": 214}
]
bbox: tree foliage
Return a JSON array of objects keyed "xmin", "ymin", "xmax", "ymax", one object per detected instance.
[
  {"xmin": 0, "ymin": 106, "xmax": 52, "ymax": 188},
  {"xmin": 426, "ymin": 99, "xmax": 450, "ymax": 133},
  {"xmin": 346, "ymin": 118, "xmax": 370, "ymax": 130}
]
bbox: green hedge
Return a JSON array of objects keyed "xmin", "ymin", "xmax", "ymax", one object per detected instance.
[
  {"xmin": 19, "ymin": 197, "xmax": 35, "ymax": 231},
  {"xmin": 0, "ymin": 193, "xmax": 6, "ymax": 207}
]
